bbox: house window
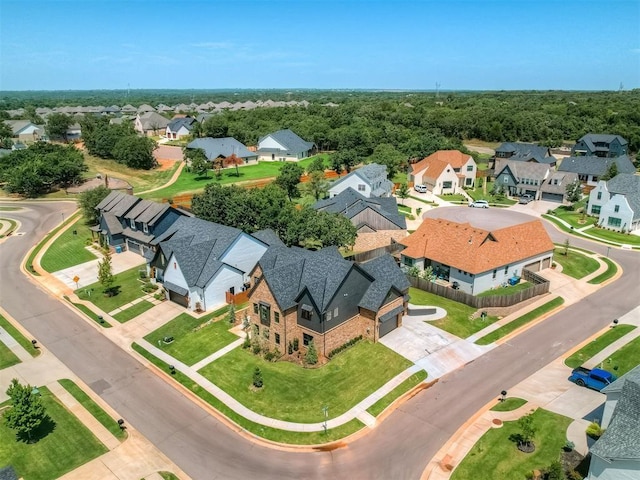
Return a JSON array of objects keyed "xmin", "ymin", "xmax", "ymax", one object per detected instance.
[
  {"xmin": 274, "ymin": 312, "xmax": 280, "ymax": 323},
  {"xmin": 254, "ymin": 276, "xmax": 260, "ymax": 284},
  {"xmin": 591, "ymin": 205, "xmax": 601, "ymax": 215},
  {"xmin": 504, "ymin": 265, "xmax": 508, "ymax": 274},
  {"xmin": 607, "ymin": 217, "xmax": 622, "ymax": 228},
  {"xmin": 325, "ymin": 311, "xmax": 332, "ymax": 321},
  {"xmin": 275, "ymin": 333, "xmax": 280, "ymax": 345},
  {"xmin": 614, "ymin": 205, "xmax": 620, "ymax": 213},
  {"xmin": 173, "ymin": 262, "xmax": 177, "ymax": 269},
  {"xmin": 403, "ymin": 257, "xmax": 414, "ymax": 267},
  {"xmin": 301, "ymin": 304, "xmax": 313, "ymax": 320},
  {"xmin": 259, "ymin": 303, "xmax": 271, "ymax": 325},
  {"xmin": 358, "ymin": 184, "xmax": 366, "ymax": 192},
  {"xmin": 443, "ymin": 181, "xmax": 452, "ymax": 189},
  {"xmin": 143, "ymin": 223, "xmax": 149, "ymax": 234},
  {"xmin": 503, "ymin": 176, "xmax": 509, "ymax": 183},
  {"xmin": 465, "ymin": 178, "xmax": 473, "ymax": 186},
  {"xmin": 466, "ymin": 165, "xmax": 473, "ymax": 172},
  {"xmin": 597, "ymin": 192, "xmax": 602, "ymax": 200},
  {"xmin": 334, "ymin": 307, "xmax": 339, "ymax": 317},
  {"xmin": 303, "ymin": 333, "xmax": 313, "ymax": 346},
  {"xmin": 492, "ymin": 269, "xmax": 497, "ymax": 279},
  {"xmin": 130, "ymin": 218, "xmax": 136, "ymax": 230},
  {"xmin": 253, "ymin": 303, "xmax": 259, "ymax": 314}
]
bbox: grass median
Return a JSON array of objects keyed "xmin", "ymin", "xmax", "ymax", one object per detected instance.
[
  {"xmin": 0, "ymin": 314, "xmax": 40, "ymax": 358},
  {"xmin": 63, "ymin": 296, "xmax": 112, "ymax": 327},
  {"xmin": 564, "ymin": 324, "xmax": 635, "ymax": 369},
  {"xmin": 475, "ymin": 297, "xmax": 565, "ymax": 345},
  {"xmin": 113, "ymin": 300, "xmax": 155, "ymax": 323},
  {"xmin": 367, "ymin": 370, "xmax": 427, "ymax": 417},
  {"xmin": 587, "ymin": 257, "xmax": 618, "ymax": 284}
]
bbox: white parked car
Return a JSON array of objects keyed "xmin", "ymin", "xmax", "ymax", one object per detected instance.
[
  {"xmin": 469, "ymin": 200, "xmax": 489, "ymax": 208},
  {"xmin": 414, "ymin": 184, "xmax": 428, "ymax": 193}
]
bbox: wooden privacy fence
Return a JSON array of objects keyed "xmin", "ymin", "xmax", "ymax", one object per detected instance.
[
  {"xmin": 408, "ymin": 269, "xmax": 550, "ymax": 309},
  {"xmin": 344, "ymin": 242, "xmax": 405, "ymax": 263},
  {"xmin": 226, "ymin": 290, "xmax": 249, "ymax": 305}
]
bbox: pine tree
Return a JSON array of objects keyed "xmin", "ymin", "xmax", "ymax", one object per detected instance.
[
  {"xmin": 98, "ymin": 249, "xmax": 115, "ymax": 296},
  {"xmin": 252, "ymin": 367, "xmax": 263, "ymax": 388},
  {"xmin": 305, "ymin": 341, "xmax": 318, "ymax": 365}
]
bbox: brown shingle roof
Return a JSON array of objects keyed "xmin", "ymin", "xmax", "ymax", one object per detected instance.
[
  {"xmin": 401, "ymin": 218, "xmax": 554, "ymax": 274},
  {"xmin": 412, "ymin": 157, "xmax": 450, "ymax": 183},
  {"xmin": 412, "ymin": 150, "xmax": 471, "ymax": 175}
]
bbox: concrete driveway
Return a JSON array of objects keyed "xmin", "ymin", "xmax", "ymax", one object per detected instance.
[{"xmin": 52, "ymin": 249, "xmax": 145, "ymax": 289}]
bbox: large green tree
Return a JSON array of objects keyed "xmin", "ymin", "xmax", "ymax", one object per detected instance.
[
  {"xmin": 301, "ymin": 170, "xmax": 329, "ymax": 200},
  {"xmin": 184, "ymin": 147, "xmax": 209, "ymax": 177},
  {"xmin": 367, "ymin": 143, "xmax": 406, "ymax": 179},
  {"xmin": 46, "ymin": 113, "xmax": 73, "ymax": 142},
  {"xmin": 4, "ymin": 378, "xmax": 48, "ymax": 442},
  {"xmin": 79, "ymin": 185, "xmax": 111, "ymax": 225},
  {"xmin": 275, "ymin": 162, "xmax": 304, "ymax": 200},
  {"xmin": 112, "ymin": 135, "xmax": 157, "ymax": 169},
  {"xmin": 0, "ymin": 121, "xmax": 13, "ymax": 149}
]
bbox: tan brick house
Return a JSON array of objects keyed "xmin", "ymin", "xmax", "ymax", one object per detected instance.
[{"xmin": 246, "ymin": 245, "xmax": 410, "ymax": 362}]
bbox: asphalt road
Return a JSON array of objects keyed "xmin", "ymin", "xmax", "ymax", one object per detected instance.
[{"xmin": 1, "ymin": 201, "xmax": 639, "ymax": 480}]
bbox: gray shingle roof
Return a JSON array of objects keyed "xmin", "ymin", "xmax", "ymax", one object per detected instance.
[
  {"xmin": 558, "ymin": 155, "xmax": 636, "ymax": 176},
  {"xmin": 167, "ymin": 117, "xmax": 196, "ymax": 133},
  {"xmin": 540, "ymin": 171, "xmax": 579, "ymax": 195},
  {"xmin": 606, "ymin": 174, "xmax": 640, "ymax": 220},
  {"xmin": 96, "ymin": 191, "xmax": 140, "ymax": 217},
  {"xmin": 312, "ymin": 187, "xmax": 406, "ymax": 229},
  {"xmin": 577, "ymin": 134, "xmax": 628, "ymax": 149},
  {"xmin": 602, "ymin": 365, "xmax": 640, "ymax": 395},
  {"xmin": 258, "ymin": 129, "xmax": 314, "ymax": 154},
  {"xmin": 124, "ymin": 199, "xmax": 170, "ymax": 225},
  {"xmin": 496, "ymin": 160, "xmax": 551, "ymax": 183},
  {"xmin": 251, "ymin": 229, "xmax": 286, "ymax": 247},
  {"xmin": 137, "ymin": 112, "xmax": 169, "ymax": 130},
  {"xmin": 187, "ymin": 137, "xmax": 255, "ymax": 160},
  {"xmin": 329, "ymin": 163, "xmax": 392, "ymax": 195},
  {"xmin": 102, "ymin": 212, "xmax": 123, "ymax": 235},
  {"xmin": 591, "ymin": 377, "xmax": 640, "ymax": 460},
  {"xmin": 495, "ymin": 142, "xmax": 556, "ymax": 164},
  {"xmin": 0, "ymin": 466, "xmax": 18, "ymax": 480},
  {"xmin": 358, "ymin": 254, "xmax": 410, "ymax": 311}
]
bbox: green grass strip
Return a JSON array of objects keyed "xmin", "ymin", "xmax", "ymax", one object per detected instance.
[
  {"xmin": 40, "ymin": 217, "xmax": 96, "ymax": 272},
  {"xmin": 0, "ymin": 314, "xmax": 40, "ymax": 358},
  {"xmin": 25, "ymin": 211, "xmax": 81, "ymax": 276},
  {"xmin": 0, "ymin": 339, "xmax": 21, "ymax": 369},
  {"xmin": 366, "ymin": 370, "xmax": 427, "ymax": 417},
  {"xmin": 63, "ymin": 296, "xmax": 112, "ymax": 328},
  {"xmin": 131, "ymin": 342, "xmax": 364, "ymax": 444},
  {"xmin": 113, "ymin": 300, "xmax": 155, "ymax": 323},
  {"xmin": 490, "ymin": 397, "xmax": 527, "ymax": 412},
  {"xmin": 564, "ymin": 324, "xmax": 636, "ymax": 369},
  {"xmin": 588, "ymin": 257, "xmax": 618, "ymax": 284},
  {"xmin": 475, "ymin": 297, "xmax": 565, "ymax": 345},
  {"xmin": 0, "ymin": 217, "xmax": 18, "ymax": 238},
  {"xmin": 58, "ymin": 379, "xmax": 127, "ymax": 440}
]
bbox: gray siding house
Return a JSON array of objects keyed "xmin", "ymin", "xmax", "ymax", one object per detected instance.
[
  {"xmin": 558, "ymin": 155, "xmax": 636, "ymax": 187},
  {"xmin": 328, "ymin": 163, "xmax": 394, "ymax": 198},
  {"xmin": 493, "ymin": 161, "xmax": 551, "ymax": 199},
  {"xmin": 587, "ymin": 174, "xmax": 640, "ymax": 232},
  {"xmin": 572, "ymin": 134, "xmax": 628, "ymax": 158}
]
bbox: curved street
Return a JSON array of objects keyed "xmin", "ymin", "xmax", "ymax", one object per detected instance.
[{"xmin": 0, "ymin": 201, "xmax": 638, "ymax": 480}]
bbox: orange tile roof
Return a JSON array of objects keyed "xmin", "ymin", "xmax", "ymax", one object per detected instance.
[
  {"xmin": 401, "ymin": 218, "xmax": 554, "ymax": 274},
  {"xmin": 412, "ymin": 150, "xmax": 471, "ymax": 175},
  {"xmin": 411, "ymin": 157, "xmax": 450, "ymax": 182}
]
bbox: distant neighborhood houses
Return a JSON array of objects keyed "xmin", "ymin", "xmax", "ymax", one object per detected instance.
[
  {"xmin": 3, "ymin": 120, "xmax": 45, "ymax": 143},
  {"xmin": 329, "ymin": 163, "xmax": 394, "ymax": 198},
  {"xmin": 492, "ymin": 142, "xmax": 557, "ymax": 170},
  {"xmin": 166, "ymin": 117, "xmax": 197, "ymax": 140},
  {"xmin": 134, "ymin": 112, "xmax": 170, "ymax": 136},
  {"xmin": 572, "ymin": 133, "xmax": 628, "ymax": 158},
  {"xmin": 587, "ymin": 173, "xmax": 640, "ymax": 233}
]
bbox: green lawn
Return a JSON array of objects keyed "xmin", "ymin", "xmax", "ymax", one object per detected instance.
[
  {"xmin": 144, "ymin": 308, "xmax": 236, "ymax": 366},
  {"xmin": 466, "ymin": 182, "xmax": 517, "ymax": 206},
  {"xmin": 0, "ymin": 386, "xmax": 108, "ymax": 480},
  {"xmin": 199, "ymin": 341, "xmax": 412, "ymax": 423},
  {"xmin": 451, "ymin": 409, "xmax": 572, "ymax": 480},
  {"xmin": 490, "ymin": 397, "xmax": 527, "ymax": 412},
  {"xmin": 476, "ymin": 297, "xmax": 565, "ymax": 345},
  {"xmin": 132, "ymin": 342, "xmax": 365, "ymax": 444},
  {"xmin": 113, "ymin": 300, "xmax": 155, "ymax": 323},
  {"xmin": 75, "ymin": 265, "xmax": 148, "ymax": 312},
  {"xmin": 0, "ymin": 206, "xmax": 21, "ymax": 211},
  {"xmin": 0, "ymin": 341, "xmax": 20, "ymax": 369},
  {"xmin": 40, "ymin": 217, "xmax": 97, "ymax": 273},
  {"xmin": 63, "ymin": 296, "xmax": 112, "ymax": 328},
  {"xmin": 564, "ymin": 325, "xmax": 636, "ymax": 369},
  {"xmin": 0, "ymin": 218, "xmax": 18, "ymax": 238},
  {"xmin": 58, "ymin": 379, "xmax": 127, "ymax": 440},
  {"xmin": 549, "ymin": 203, "xmax": 591, "ymax": 229},
  {"xmin": 409, "ymin": 288, "xmax": 500, "ymax": 339},
  {"xmin": 588, "ymin": 257, "xmax": 618, "ymax": 284},
  {"xmin": 552, "ymin": 248, "xmax": 600, "ymax": 279},
  {"xmin": 367, "ymin": 371, "xmax": 427, "ymax": 417},
  {"xmin": 607, "ymin": 336, "xmax": 640, "ymax": 376},
  {"xmin": 0, "ymin": 315, "xmax": 40, "ymax": 358},
  {"xmin": 582, "ymin": 226, "xmax": 640, "ymax": 246},
  {"xmin": 476, "ymin": 281, "xmax": 531, "ymax": 297},
  {"xmin": 25, "ymin": 212, "xmax": 81, "ymax": 276},
  {"xmin": 143, "ymin": 155, "xmax": 328, "ymax": 201},
  {"xmin": 438, "ymin": 194, "xmax": 468, "ymax": 203}
]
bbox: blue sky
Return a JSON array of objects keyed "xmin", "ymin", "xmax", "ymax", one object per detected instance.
[{"xmin": 1, "ymin": 0, "xmax": 638, "ymax": 91}]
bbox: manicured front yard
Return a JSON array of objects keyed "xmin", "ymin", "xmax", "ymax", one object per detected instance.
[
  {"xmin": 549, "ymin": 202, "xmax": 591, "ymax": 229},
  {"xmin": 132, "ymin": 342, "xmax": 365, "ymax": 444},
  {"xmin": 475, "ymin": 297, "xmax": 565, "ymax": 345},
  {"xmin": 552, "ymin": 248, "xmax": 600, "ymax": 279},
  {"xmin": 199, "ymin": 341, "xmax": 412, "ymax": 423},
  {"xmin": 367, "ymin": 370, "xmax": 427, "ymax": 417},
  {"xmin": 144, "ymin": 307, "xmax": 237, "ymax": 366},
  {"xmin": 451, "ymin": 409, "xmax": 571, "ymax": 480},
  {"xmin": 466, "ymin": 182, "xmax": 517, "ymax": 206},
  {"xmin": 565, "ymin": 324, "xmax": 636, "ymax": 369},
  {"xmin": 0, "ymin": 386, "xmax": 108, "ymax": 480},
  {"xmin": 582, "ymin": 226, "xmax": 640, "ymax": 246},
  {"xmin": 40, "ymin": 217, "xmax": 96, "ymax": 272},
  {"xmin": 606, "ymin": 336, "xmax": 640, "ymax": 376},
  {"xmin": 75, "ymin": 265, "xmax": 148, "ymax": 312},
  {"xmin": 113, "ymin": 300, "xmax": 155, "ymax": 323},
  {"xmin": 409, "ymin": 287, "xmax": 499, "ymax": 339}
]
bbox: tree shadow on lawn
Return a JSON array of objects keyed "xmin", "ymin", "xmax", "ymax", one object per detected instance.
[{"xmin": 15, "ymin": 415, "xmax": 56, "ymax": 444}]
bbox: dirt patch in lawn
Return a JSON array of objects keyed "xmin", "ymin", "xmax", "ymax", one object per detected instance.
[{"xmin": 156, "ymin": 158, "xmax": 178, "ymax": 171}]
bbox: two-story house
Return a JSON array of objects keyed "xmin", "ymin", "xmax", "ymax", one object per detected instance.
[
  {"xmin": 147, "ymin": 217, "xmax": 279, "ymax": 311},
  {"xmin": 493, "ymin": 161, "xmax": 552, "ymax": 199},
  {"xmin": 587, "ymin": 174, "xmax": 640, "ymax": 233},
  {"xmin": 247, "ymin": 245, "xmax": 410, "ymax": 362},
  {"xmin": 411, "ymin": 150, "xmax": 477, "ymax": 191},
  {"xmin": 328, "ymin": 163, "xmax": 394, "ymax": 198},
  {"xmin": 93, "ymin": 191, "xmax": 187, "ymax": 257},
  {"xmin": 492, "ymin": 142, "xmax": 556, "ymax": 171},
  {"xmin": 400, "ymin": 218, "xmax": 554, "ymax": 295},
  {"xmin": 558, "ymin": 155, "xmax": 636, "ymax": 187},
  {"xmin": 572, "ymin": 134, "xmax": 628, "ymax": 158},
  {"xmin": 256, "ymin": 129, "xmax": 315, "ymax": 161}
]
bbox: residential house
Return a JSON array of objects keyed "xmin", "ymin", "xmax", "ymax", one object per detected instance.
[
  {"xmin": 558, "ymin": 155, "xmax": 636, "ymax": 187},
  {"xmin": 492, "ymin": 142, "xmax": 557, "ymax": 171},
  {"xmin": 588, "ymin": 174, "xmax": 640, "ymax": 233},
  {"xmin": 134, "ymin": 112, "xmax": 170, "ymax": 136},
  {"xmin": 399, "ymin": 218, "xmax": 554, "ymax": 295},
  {"xmin": 166, "ymin": 117, "xmax": 197, "ymax": 140},
  {"xmin": 137, "ymin": 104, "xmax": 156, "ymax": 113},
  {"xmin": 186, "ymin": 137, "xmax": 258, "ymax": 164},
  {"xmin": 312, "ymin": 187, "xmax": 406, "ymax": 251},
  {"xmin": 247, "ymin": 245, "xmax": 410, "ymax": 361},
  {"xmin": 328, "ymin": 163, "xmax": 394, "ymax": 198},
  {"xmin": 588, "ymin": 365, "xmax": 640, "ymax": 480},
  {"xmin": 93, "ymin": 191, "xmax": 187, "ymax": 257},
  {"xmin": 120, "ymin": 104, "xmax": 137, "ymax": 114},
  {"xmin": 411, "ymin": 150, "xmax": 477, "ymax": 190},
  {"xmin": 3, "ymin": 120, "xmax": 45, "ymax": 142},
  {"xmin": 572, "ymin": 134, "xmax": 628, "ymax": 158},
  {"xmin": 148, "ymin": 217, "xmax": 278, "ymax": 311},
  {"xmin": 66, "ymin": 123, "xmax": 82, "ymax": 140},
  {"xmin": 493, "ymin": 161, "xmax": 551, "ymax": 199},
  {"xmin": 538, "ymin": 171, "xmax": 580, "ymax": 203},
  {"xmin": 256, "ymin": 129, "xmax": 315, "ymax": 161}
]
